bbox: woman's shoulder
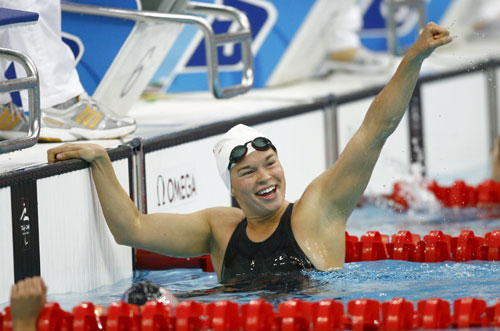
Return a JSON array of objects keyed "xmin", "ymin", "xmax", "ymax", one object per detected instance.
[{"xmin": 205, "ymin": 206, "xmax": 245, "ymax": 226}]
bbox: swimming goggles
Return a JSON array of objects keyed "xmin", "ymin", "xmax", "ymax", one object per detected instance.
[{"xmin": 228, "ymin": 137, "xmax": 276, "ymax": 170}]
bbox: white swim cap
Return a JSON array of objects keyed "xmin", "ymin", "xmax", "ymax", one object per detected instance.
[{"xmin": 213, "ymin": 124, "xmax": 272, "ymax": 190}]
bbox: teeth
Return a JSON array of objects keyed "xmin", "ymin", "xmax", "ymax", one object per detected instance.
[{"xmin": 257, "ymin": 186, "xmax": 275, "ymax": 195}]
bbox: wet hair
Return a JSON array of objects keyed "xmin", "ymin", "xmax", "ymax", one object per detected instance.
[{"xmin": 121, "ymin": 281, "xmax": 177, "ymax": 306}]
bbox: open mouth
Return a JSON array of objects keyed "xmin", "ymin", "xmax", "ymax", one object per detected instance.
[{"xmin": 256, "ymin": 185, "xmax": 277, "ymax": 198}]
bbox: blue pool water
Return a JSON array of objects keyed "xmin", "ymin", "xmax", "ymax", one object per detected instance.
[{"xmin": 45, "ymin": 204, "xmax": 500, "ymax": 311}]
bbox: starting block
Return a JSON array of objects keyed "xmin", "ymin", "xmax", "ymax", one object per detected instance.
[{"xmin": 0, "ymin": 8, "xmax": 41, "ymax": 154}]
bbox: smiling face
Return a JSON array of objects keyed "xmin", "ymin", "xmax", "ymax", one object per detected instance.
[{"xmin": 230, "ymin": 149, "xmax": 286, "ymax": 218}]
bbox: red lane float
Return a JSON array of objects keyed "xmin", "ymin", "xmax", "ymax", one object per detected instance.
[
  {"xmin": 346, "ymin": 229, "xmax": 500, "ymax": 263},
  {"xmin": 2, "ymin": 307, "xmax": 11, "ymax": 331},
  {"xmin": 417, "ymin": 298, "xmax": 451, "ymax": 329},
  {"xmin": 72, "ymin": 302, "xmax": 103, "ymax": 331},
  {"xmin": 388, "ymin": 179, "xmax": 500, "ymax": 210},
  {"xmin": 141, "ymin": 301, "xmax": 174, "ymax": 331},
  {"xmin": 311, "ymin": 300, "xmax": 344, "ymax": 331},
  {"xmin": 37, "ymin": 302, "xmax": 67, "ymax": 331},
  {"xmin": 240, "ymin": 299, "xmax": 275, "ymax": 331},
  {"xmin": 3, "ymin": 297, "xmax": 500, "ymax": 330},
  {"xmin": 106, "ymin": 301, "xmax": 141, "ymax": 331},
  {"xmin": 452, "ymin": 298, "xmax": 488, "ymax": 328},
  {"xmin": 176, "ymin": 300, "xmax": 204, "ymax": 331},
  {"xmin": 136, "ymin": 249, "xmax": 214, "ymax": 272},
  {"xmin": 381, "ymin": 298, "xmax": 414, "ymax": 331},
  {"xmin": 279, "ymin": 299, "xmax": 312, "ymax": 331},
  {"xmin": 348, "ymin": 299, "xmax": 380, "ymax": 330}
]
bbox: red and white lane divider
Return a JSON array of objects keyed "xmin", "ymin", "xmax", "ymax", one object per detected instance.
[
  {"xmin": 2, "ymin": 296, "xmax": 500, "ymax": 330},
  {"xmin": 345, "ymin": 229, "xmax": 500, "ymax": 262},
  {"xmin": 385, "ymin": 179, "xmax": 500, "ymax": 210}
]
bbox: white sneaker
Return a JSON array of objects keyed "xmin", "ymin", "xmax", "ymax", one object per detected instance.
[
  {"xmin": 0, "ymin": 102, "xmax": 29, "ymax": 140},
  {"xmin": 39, "ymin": 92, "xmax": 136, "ymax": 142},
  {"xmin": 316, "ymin": 48, "xmax": 396, "ymax": 76}
]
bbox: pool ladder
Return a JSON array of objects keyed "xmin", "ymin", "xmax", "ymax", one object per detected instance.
[{"xmin": 386, "ymin": 0, "xmax": 427, "ymax": 55}]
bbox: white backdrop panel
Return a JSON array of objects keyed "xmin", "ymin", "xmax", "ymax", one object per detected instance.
[
  {"xmin": 146, "ymin": 135, "xmax": 232, "ymax": 214},
  {"xmin": 337, "ymin": 98, "xmax": 411, "ymax": 195},
  {"xmin": 422, "ymin": 73, "xmax": 489, "ymax": 185},
  {"xmin": 0, "ymin": 187, "xmax": 14, "ymax": 305},
  {"xmin": 37, "ymin": 159, "xmax": 132, "ymax": 295}
]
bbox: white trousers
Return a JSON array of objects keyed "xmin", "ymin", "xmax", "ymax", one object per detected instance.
[
  {"xmin": 326, "ymin": 1, "xmax": 363, "ymax": 53},
  {"xmin": 476, "ymin": 0, "xmax": 500, "ymax": 24},
  {"xmin": 0, "ymin": 0, "xmax": 83, "ymax": 109}
]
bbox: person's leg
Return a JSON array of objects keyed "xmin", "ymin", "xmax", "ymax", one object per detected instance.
[
  {"xmin": 2, "ymin": 0, "xmax": 83, "ymax": 109},
  {"xmin": 0, "ymin": 0, "xmax": 136, "ymax": 141},
  {"xmin": 319, "ymin": 1, "xmax": 394, "ymax": 74},
  {"xmin": 327, "ymin": 3, "xmax": 362, "ymax": 60},
  {"xmin": 0, "ymin": 22, "xmax": 30, "ymax": 138},
  {"xmin": 473, "ymin": 0, "xmax": 500, "ymax": 33},
  {"xmin": 0, "ymin": 30, "xmax": 12, "ymax": 106}
]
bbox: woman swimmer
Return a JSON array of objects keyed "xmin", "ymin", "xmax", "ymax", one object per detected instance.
[{"xmin": 47, "ymin": 22, "xmax": 453, "ymax": 283}]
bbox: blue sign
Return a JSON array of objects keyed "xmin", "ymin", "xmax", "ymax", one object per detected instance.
[
  {"xmin": 360, "ymin": 0, "xmax": 453, "ymax": 51},
  {"xmin": 166, "ymin": 0, "xmax": 315, "ymax": 92},
  {"xmin": 62, "ymin": 0, "xmax": 138, "ymax": 95},
  {"xmin": 62, "ymin": 0, "xmax": 455, "ymax": 95},
  {"xmin": 186, "ymin": 0, "xmax": 268, "ymax": 67}
]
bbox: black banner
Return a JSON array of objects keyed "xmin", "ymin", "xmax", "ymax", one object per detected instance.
[
  {"xmin": 10, "ymin": 180, "xmax": 40, "ymax": 282},
  {"xmin": 408, "ymin": 84, "xmax": 426, "ymax": 176}
]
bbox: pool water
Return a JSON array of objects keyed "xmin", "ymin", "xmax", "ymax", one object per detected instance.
[{"xmin": 45, "ymin": 203, "xmax": 500, "ymax": 311}]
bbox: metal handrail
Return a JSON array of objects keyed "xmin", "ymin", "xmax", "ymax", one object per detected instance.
[
  {"xmin": 386, "ymin": 0, "xmax": 427, "ymax": 55},
  {"xmin": 0, "ymin": 48, "xmax": 40, "ymax": 154},
  {"xmin": 61, "ymin": 1, "xmax": 254, "ymax": 99},
  {"xmin": 487, "ymin": 66, "xmax": 498, "ymax": 152}
]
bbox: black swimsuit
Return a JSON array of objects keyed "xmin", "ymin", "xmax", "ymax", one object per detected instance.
[{"xmin": 220, "ymin": 203, "xmax": 315, "ymax": 283}]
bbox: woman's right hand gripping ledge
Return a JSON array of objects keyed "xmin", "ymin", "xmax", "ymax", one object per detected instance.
[
  {"xmin": 46, "ymin": 143, "xmax": 219, "ymax": 276},
  {"xmin": 47, "ymin": 142, "xmax": 109, "ymax": 164},
  {"xmin": 47, "ymin": 143, "xmax": 140, "ymax": 246}
]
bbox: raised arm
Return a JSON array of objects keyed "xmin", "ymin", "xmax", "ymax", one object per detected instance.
[
  {"xmin": 47, "ymin": 143, "xmax": 213, "ymax": 258},
  {"xmin": 301, "ymin": 23, "xmax": 452, "ymax": 222},
  {"xmin": 492, "ymin": 137, "xmax": 500, "ymax": 182}
]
